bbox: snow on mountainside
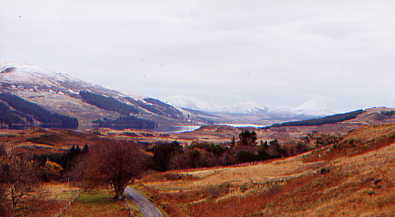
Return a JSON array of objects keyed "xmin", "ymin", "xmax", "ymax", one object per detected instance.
[
  {"xmin": 163, "ymin": 95, "xmax": 270, "ymax": 114},
  {"xmin": 0, "ymin": 64, "xmax": 197, "ymax": 130},
  {"xmin": 0, "ymin": 64, "xmax": 318, "ymax": 130},
  {"xmin": 0, "ymin": 64, "xmax": 72, "ymax": 85},
  {"xmin": 0, "ymin": 64, "xmax": 125, "ymax": 97},
  {"xmin": 164, "ymin": 95, "xmax": 316, "ymax": 124}
]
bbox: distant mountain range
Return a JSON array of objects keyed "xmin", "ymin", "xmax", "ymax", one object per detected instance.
[{"xmin": 0, "ymin": 64, "xmax": 316, "ymax": 130}]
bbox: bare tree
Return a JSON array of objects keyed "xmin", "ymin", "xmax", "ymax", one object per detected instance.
[
  {"xmin": 78, "ymin": 140, "xmax": 147, "ymax": 200},
  {"xmin": 0, "ymin": 184, "xmax": 9, "ymax": 217},
  {"xmin": 0, "ymin": 147, "xmax": 39, "ymax": 217},
  {"xmin": 0, "ymin": 144, "xmax": 8, "ymax": 217}
]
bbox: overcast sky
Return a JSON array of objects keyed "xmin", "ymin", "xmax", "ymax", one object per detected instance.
[{"xmin": 1, "ymin": 0, "xmax": 395, "ymax": 114}]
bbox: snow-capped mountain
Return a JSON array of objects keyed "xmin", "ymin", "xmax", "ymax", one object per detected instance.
[
  {"xmin": 163, "ymin": 95, "xmax": 270, "ymax": 114},
  {"xmin": 0, "ymin": 64, "xmax": 74, "ymax": 85},
  {"xmin": 164, "ymin": 95, "xmax": 316, "ymax": 124},
  {"xmin": 0, "ymin": 64, "xmax": 197, "ymax": 130},
  {"xmin": 0, "ymin": 64, "xmax": 317, "ymax": 130},
  {"xmin": 0, "ymin": 64, "xmax": 126, "ymax": 97}
]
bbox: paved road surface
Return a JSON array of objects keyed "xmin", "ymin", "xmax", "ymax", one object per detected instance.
[{"xmin": 124, "ymin": 187, "xmax": 164, "ymax": 217}]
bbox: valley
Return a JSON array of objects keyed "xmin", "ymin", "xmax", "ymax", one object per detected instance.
[
  {"xmin": 1, "ymin": 105, "xmax": 395, "ymax": 216},
  {"xmin": 0, "ymin": 65, "xmax": 313, "ymax": 131},
  {"xmin": 1, "ymin": 65, "xmax": 395, "ymax": 217},
  {"xmin": 2, "ymin": 0, "xmax": 395, "ymax": 215}
]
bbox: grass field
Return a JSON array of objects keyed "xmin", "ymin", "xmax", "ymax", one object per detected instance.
[
  {"xmin": 12, "ymin": 183, "xmax": 79, "ymax": 217},
  {"xmin": 139, "ymin": 124, "xmax": 395, "ymax": 217},
  {"xmin": 60, "ymin": 190, "xmax": 130, "ymax": 217}
]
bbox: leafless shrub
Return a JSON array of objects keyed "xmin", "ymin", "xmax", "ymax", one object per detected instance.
[
  {"xmin": 206, "ymin": 183, "xmax": 232, "ymax": 199},
  {"xmin": 258, "ymin": 184, "xmax": 282, "ymax": 198}
]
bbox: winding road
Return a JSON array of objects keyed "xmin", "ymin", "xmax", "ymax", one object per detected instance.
[{"xmin": 124, "ymin": 187, "xmax": 164, "ymax": 217}]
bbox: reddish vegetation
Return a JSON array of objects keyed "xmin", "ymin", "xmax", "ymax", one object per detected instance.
[
  {"xmin": 22, "ymin": 199, "xmax": 66, "ymax": 217},
  {"xmin": 305, "ymin": 124, "xmax": 395, "ymax": 162},
  {"xmin": 77, "ymin": 140, "xmax": 148, "ymax": 200},
  {"xmin": 140, "ymin": 124, "xmax": 395, "ymax": 217},
  {"xmin": 0, "ymin": 129, "xmax": 144, "ymax": 217},
  {"xmin": 2, "ymin": 111, "xmax": 395, "ymax": 216}
]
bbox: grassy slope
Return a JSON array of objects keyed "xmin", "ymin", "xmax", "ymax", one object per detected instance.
[
  {"xmin": 140, "ymin": 124, "xmax": 395, "ymax": 217},
  {"xmin": 60, "ymin": 190, "xmax": 130, "ymax": 217},
  {"xmin": 12, "ymin": 183, "xmax": 79, "ymax": 217}
]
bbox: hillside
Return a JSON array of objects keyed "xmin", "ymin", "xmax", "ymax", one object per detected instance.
[
  {"xmin": 139, "ymin": 124, "xmax": 395, "ymax": 217},
  {"xmin": 2, "ymin": 63, "xmax": 337, "ymax": 131},
  {"xmin": 0, "ymin": 64, "xmax": 202, "ymax": 130},
  {"xmin": 267, "ymin": 109, "xmax": 365, "ymax": 128},
  {"xmin": 0, "ymin": 64, "xmax": 315, "ymax": 131},
  {"xmin": 0, "ymin": 93, "xmax": 78, "ymax": 129},
  {"xmin": 181, "ymin": 107, "xmax": 316, "ymax": 126}
]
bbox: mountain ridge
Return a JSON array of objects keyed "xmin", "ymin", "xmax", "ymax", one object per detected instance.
[
  {"xmin": 0, "ymin": 64, "xmax": 197, "ymax": 130},
  {"xmin": 0, "ymin": 64, "xmax": 317, "ymax": 130}
]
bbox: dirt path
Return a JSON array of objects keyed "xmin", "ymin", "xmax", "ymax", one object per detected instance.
[{"xmin": 124, "ymin": 187, "xmax": 164, "ymax": 217}]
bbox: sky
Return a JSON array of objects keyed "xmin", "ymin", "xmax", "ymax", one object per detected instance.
[{"xmin": 1, "ymin": 0, "xmax": 395, "ymax": 115}]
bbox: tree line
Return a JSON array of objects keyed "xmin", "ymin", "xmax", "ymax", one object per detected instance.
[
  {"xmin": 268, "ymin": 109, "xmax": 364, "ymax": 128},
  {"xmin": 150, "ymin": 130, "xmax": 310, "ymax": 171}
]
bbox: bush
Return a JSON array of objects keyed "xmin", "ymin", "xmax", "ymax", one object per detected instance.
[
  {"xmin": 237, "ymin": 151, "xmax": 259, "ymax": 163},
  {"xmin": 189, "ymin": 142, "xmax": 227, "ymax": 157},
  {"xmin": 257, "ymin": 145, "xmax": 271, "ymax": 160},
  {"xmin": 170, "ymin": 148, "xmax": 220, "ymax": 169},
  {"xmin": 206, "ymin": 183, "xmax": 232, "ymax": 199},
  {"xmin": 152, "ymin": 141, "xmax": 182, "ymax": 171},
  {"xmin": 33, "ymin": 144, "xmax": 88, "ymax": 178},
  {"xmin": 239, "ymin": 130, "xmax": 257, "ymax": 146}
]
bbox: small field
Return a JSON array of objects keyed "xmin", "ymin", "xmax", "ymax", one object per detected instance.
[
  {"xmin": 7, "ymin": 183, "xmax": 79, "ymax": 217},
  {"xmin": 60, "ymin": 190, "xmax": 131, "ymax": 217}
]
